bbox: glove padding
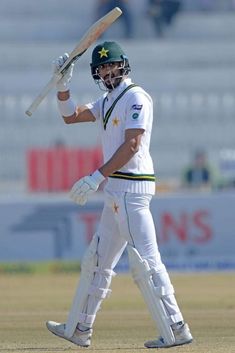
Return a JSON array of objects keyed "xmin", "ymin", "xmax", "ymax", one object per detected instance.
[
  {"xmin": 52, "ymin": 53, "xmax": 74, "ymax": 92},
  {"xmin": 70, "ymin": 170, "xmax": 105, "ymax": 205}
]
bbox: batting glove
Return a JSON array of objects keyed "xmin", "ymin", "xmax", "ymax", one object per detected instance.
[
  {"xmin": 52, "ymin": 53, "xmax": 74, "ymax": 92},
  {"xmin": 70, "ymin": 170, "xmax": 105, "ymax": 205}
]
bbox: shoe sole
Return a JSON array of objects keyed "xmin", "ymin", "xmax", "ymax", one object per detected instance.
[
  {"xmin": 145, "ymin": 338, "xmax": 193, "ymax": 349},
  {"xmin": 46, "ymin": 323, "xmax": 90, "ymax": 348}
]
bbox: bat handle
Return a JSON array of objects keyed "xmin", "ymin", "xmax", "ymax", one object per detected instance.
[{"xmin": 25, "ymin": 74, "xmax": 62, "ymax": 117}]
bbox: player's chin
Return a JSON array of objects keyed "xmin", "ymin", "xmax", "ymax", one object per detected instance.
[
  {"xmin": 104, "ymin": 82, "xmax": 113, "ymax": 90},
  {"xmin": 104, "ymin": 78, "xmax": 120, "ymax": 90}
]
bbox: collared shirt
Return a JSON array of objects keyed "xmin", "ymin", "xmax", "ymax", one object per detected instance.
[{"xmin": 86, "ymin": 78, "xmax": 156, "ymax": 195}]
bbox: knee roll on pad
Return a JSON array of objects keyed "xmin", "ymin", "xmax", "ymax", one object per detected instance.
[
  {"xmin": 65, "ymin": 234, "xmax": 115, "ymax": 338},
  {"xmin": 127, "ymin": 245, "xmax": 175, "ymax": 345}
]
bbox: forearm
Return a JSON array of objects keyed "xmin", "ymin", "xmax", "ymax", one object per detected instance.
[
  {"xmin": 57, "ymin": 90, "xmax": 76, "ymax": 121},
  {"xmin": 57, "ymin": 91, "xmax": 95, "ymax": 123},
  {"xmin": 99, "ymin": 139, "xmax": 137, "ymax": 177},
  {"xmin": 54, "ymin": 54, "xmax": 82, "ymax": 123}
]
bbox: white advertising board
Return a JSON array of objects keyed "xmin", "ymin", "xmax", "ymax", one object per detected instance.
[{"xmin": 0, "ymin": 192, "xmax": 234, "ymax": 271}]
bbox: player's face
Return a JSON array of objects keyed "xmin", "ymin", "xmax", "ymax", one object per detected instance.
[{"xmin": 97, "ymin": 62, "xmax": 123, "ymax": 90}]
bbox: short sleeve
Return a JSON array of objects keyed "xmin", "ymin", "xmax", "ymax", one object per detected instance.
[
  {"xmin": 125, "ymin": 91, "xmax": 152, "ymax": 130},
  {"xmin": 85, "ymin": 96, "xmax": 103, "ymax": 121}
]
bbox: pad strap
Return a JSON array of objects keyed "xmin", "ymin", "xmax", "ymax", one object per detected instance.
[
  {"xmin": 77, "ymin": 313, "xmax": 95, "ymax": 326},
  {"xmin": 88, "ymin": 285, "xmax": 112, "ymax": 299}
]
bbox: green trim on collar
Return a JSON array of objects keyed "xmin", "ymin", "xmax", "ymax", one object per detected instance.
[{"xmin": 102, "ymin": 84, "xmax": 138, "ymax": 130}]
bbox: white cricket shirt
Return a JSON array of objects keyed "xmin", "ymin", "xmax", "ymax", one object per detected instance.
[{"xmin": 86, "ymin": 78, "xmax": 156, "ymax": 195}]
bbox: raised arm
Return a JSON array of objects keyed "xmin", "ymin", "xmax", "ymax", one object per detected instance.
[
  {"xmin": 53, "ymin": 53, "xmax": 95, "ymax": 124},
  {"xmin": 57, "ymin": 90, "xmax": 95, "ymax": 124}
]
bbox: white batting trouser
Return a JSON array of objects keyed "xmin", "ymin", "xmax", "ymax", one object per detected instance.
[{"xmin": 77, "ymin": 189, "xmax": 183, "ymax": 330}]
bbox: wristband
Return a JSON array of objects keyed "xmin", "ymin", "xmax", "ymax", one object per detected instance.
[
  {"xmin": 91, "ymin": 170, "xmax": 106, "ymax": 185},
  {"xmin": 57, "ymin": 97, "xmax": 76, "ymax": 117}
]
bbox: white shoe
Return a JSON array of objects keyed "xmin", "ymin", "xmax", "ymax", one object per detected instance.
[
  {"xmin": 144, "ymin": 323, "xmax": 193, "ymax": 348},
  {"xmin": 46, "ymin": 320, "xmax": 92, "ymax": 347}
]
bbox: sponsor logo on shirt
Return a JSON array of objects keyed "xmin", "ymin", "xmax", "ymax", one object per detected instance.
[{"xmin": 131, "ymin": 104, "xmax": 143, "ymax": 111}]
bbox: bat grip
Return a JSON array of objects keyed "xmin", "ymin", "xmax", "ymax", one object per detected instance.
[{"xmin": 60, "ymin": 49, "xmax": 87, "ymax": 75}]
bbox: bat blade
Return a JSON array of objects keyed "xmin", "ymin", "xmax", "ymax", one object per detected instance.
[{"xmin": 25, "ymin": 7, "xmax": 122, "ymax": 117}]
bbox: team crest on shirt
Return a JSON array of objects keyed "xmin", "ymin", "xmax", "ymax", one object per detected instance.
[
  {"xmin": 132, "ymin": 113, "xmax": 139, "ymax": 119},
  {"xmin": 131, "ymin": 104, "xmax": 143, "ymax": 111}
]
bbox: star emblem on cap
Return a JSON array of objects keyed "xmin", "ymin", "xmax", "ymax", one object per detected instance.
[{"xmin": 98, "ymin": 47, "xmax": 109, "ymax": 58}]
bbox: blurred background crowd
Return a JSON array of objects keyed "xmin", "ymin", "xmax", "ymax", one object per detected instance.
[{"xmin": 1, "ymin": 0, "xmax": 235, "ymax": 195}]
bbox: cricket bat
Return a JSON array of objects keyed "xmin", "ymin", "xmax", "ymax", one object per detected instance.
[{"xmin": 25, "ymin": 7, "xmax": 122, "ymax": 117}]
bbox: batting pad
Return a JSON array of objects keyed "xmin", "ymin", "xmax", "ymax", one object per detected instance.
[
  {"xmin": 65, "ymin": 234, "xmax": 115, "ymax": 338},
  {"xmin": 127, "ymin": 246, "xmax": 175, "ymax": 345},
  {"xmin": 65, "ymin": 235, "xmax": 99, "ymax": 338}
]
